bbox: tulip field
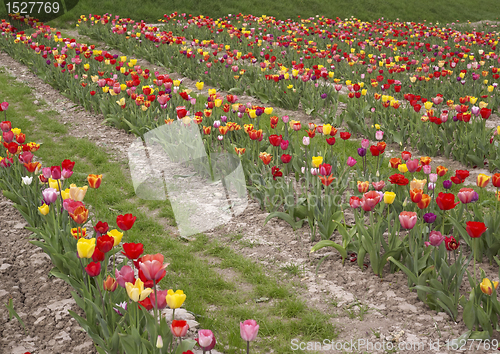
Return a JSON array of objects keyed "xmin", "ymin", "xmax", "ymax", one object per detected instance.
[{"xmin": 1, "ymin": 8, "xmax": 500, "ymax": 354}]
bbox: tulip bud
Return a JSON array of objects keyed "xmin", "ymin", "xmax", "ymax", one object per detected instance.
[{"xmin": 156, "ymin": 335, "xmax": 163, "ymax": 348}]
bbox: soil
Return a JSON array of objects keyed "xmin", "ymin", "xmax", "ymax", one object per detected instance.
[{"xmin": 1, "ymin": 25, "xmax": 500, "ymax": 353}]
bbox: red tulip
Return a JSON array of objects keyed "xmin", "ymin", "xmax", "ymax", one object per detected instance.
[
  {"xmin": 436, "ymin": 192, "xmax": 459, "ymax": 210},
  {"xmin": 326, "ymin": 137, "xmax": 336, "ymax": 145},
  {"xmin": 122, "ymin": 243, "xmax": 144, "ymax": 260},
  {"xmin": 139, "ymin": 297, "xmax": 154, "ymax": 311},
  {"xmin": 280, "ymin": 154, "xmax": 292, "ymax": 164},
  {"xmin": 406, "ymin": 159, "xmax": 419, "ymax": 173},
  {"xmin": 389, "ymin": 174, "xmax": 409, "ymax": 186},
  {"xmin": 268, "ymin": 134, "xmax": 283, "ymax": 147},
  {"xmin": 97, "ymin": 235, "xmax": 115, "ymax": 253},
  {"xmin": 369, "ymin": 145, "xmax": 381, "ymax": 156},
  {"xmin": 466, "ymin": 221, "xmax": 487, "ymax": 238},
  {"xmin": 455, "ymin": 169, "xmax": 470, "ymax": 180},
  {"xmin": 363, "ymin": 191, "xmax": 381, "ymax": 208},
  {"xmin": 116, "ymin": 213, "xmax": 137, "ymax": 231},
  {"xmin": 445, "ymin": 235, "xmax": 460, "ymax": 251},
  {"xmin": 85, "ymin": 261, "xmax": 101, "ymax": 277},
  {"xmin": 318, "ymin": 163, "xmax": 332, "ymax": 176},
  {"xmin": 92, "ymin": 247, "xmax": 105, "ymax": 262},
  {"xmin": 94, "ymin": 221, "xmax": 109, "ymax": 236},
  {"xmin": 340, "ymin": 132, "xmax": 351, "ymax": 140},
  {"xmin": 493, "ymin": 173, "xmax": 500, "ymax": 188},
  {"xmin": 480, "ymin": 108, "xmax": 492, "ymax": 119},
  {"xmin": 61, "ymin": 159, "xmax": 75, "ymax": 171},
  {"xmin": 271, "ymin": 166, "xmax": 282, "ymax": 180}
]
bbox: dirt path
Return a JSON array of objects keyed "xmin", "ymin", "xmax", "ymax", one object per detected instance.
[{"xmin": 0, "ymin": 192, "xmax": 96, "ymax": 354}]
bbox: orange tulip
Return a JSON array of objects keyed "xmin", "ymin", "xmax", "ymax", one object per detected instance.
[
  {"xmin": 417, "ymin": 194, "xmax": 431, "ymax": 209},
  {"xmin": 259, "ymin": 152, "xmax": 272, "ymax": 165},
  {"xmin": 389, "ymin": 157, "xmax": 401, "ymax": 168},
  {"xmin": 234, "ymin": 147, "xmax": 246, "ymax": 156},
  {"xmin": 69, "ymin": 205, "xmax": 89, "ymax": 224},
  {"xmin": 493, "ymin": 173, "xmax": 500, "ymax": 188},
  {"xmin": 420, "ymin": 156, "xmax": 432, "ymax": 165},
  {"xmin": 410, "ymin": 189, "xmax": 423, "ymax": 203},
  {"xmin": 218, "ymin": 126, "xmax": 229, "ymax": 135},
  {"xmin": 202, "ymin": 126, "xmax": 212, "ymax": 135},
  {"xmin": 436, "ymin": 165, "xmax": 448, "ymax": 177},
  {"xmin": 87, "ymin": 174, "xmax": 102, "ymax": 189},
  {"xmin": 476, "ymin": 173, "xmax": 490, "ymax": 188}
]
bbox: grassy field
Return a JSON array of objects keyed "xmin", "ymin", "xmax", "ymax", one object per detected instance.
[{"xmin": 1, "ymin": 0, "xmax": 500, "ymax": 28}]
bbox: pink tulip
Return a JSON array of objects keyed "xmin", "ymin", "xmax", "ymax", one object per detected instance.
[
  {"xmin": 429, "ymin": 231, "xmax": 444, "ymax": 246},
  {"xmin": 349, "ymin": 196, "xmax": 361, "ymax": 209},
  {"xmin": 347, "ymin": 157, "xmax": 357, "ymax": 167},
  {"xmin": 399, "ymin": 212, "xmax": 417, "ymax": 229},
  {"xmin": 0, "ymin": 102, "xmax": 9, "ymax": 111},
  {"xmin": 363, "ymin": 191, "xmax": 381, "ymax": 208},
  {"xmin": 423, "ymin": 165, "xmax": 432, "ymax": 174},
  {"xmin": 457, "ymin": 188, "xmax": 475, "ymax": 204},
  {"xmin": 240, "ymin": 319, "xmax": 259, "ymax": 342},
  {"xmin": 375, "ymin": 130, "xmax": 384, "ymax": 140},
  {"xmin": 149, "ymin": 289, "xmax": 169, "ymax": 309},
  {"xmin": 170, "ymin": 320, "xmax": 189, "ymax": 338},
  {"xmin": 406, "ymin": 159, "xmax": 419, "ymax": 173},
  {"xmin": 280, "ymin": 140, "xmax": 289, "ymax": 150},
  {"xmin": 138, "ymin": 259, "xmax": 169, "ymax": 281},
  {"xmin": 2, "ymin": 131, "xmax": 13, "ymax": 143},
  {"xmin": 62, "ymin": 168, "xmax": 73, "ymax": 179},
  {"xmin": 372, "ymin": 181, "xmax": 385, "ymax": 191},
  {"xmin": 115, "ymin": 265, "xmax": 135, "ymax": 288},
  {"xmin": 361, "ymin": 139, "xmax": 369, "ymax": 149},
  {"xmin": 197, "ymin": 329, "xmax": 216, "ymax": 351}
]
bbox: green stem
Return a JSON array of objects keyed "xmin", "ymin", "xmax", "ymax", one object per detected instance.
[{"xmin": 247, "ymin": 340, "xmax": 250, "ymax": 354}]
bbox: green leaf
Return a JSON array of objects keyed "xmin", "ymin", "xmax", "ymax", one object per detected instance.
[
  {"xmin": 174, "ymin": 339, "xmax": 196, "ymax": 354},
  {"xmin": 310, "ymin": 240, "xmax": 347, "ymax": 260},
  {"xmin": 463, "ymin": 299, "xmax": 476, "ymax": 330},
  {"xmin": 4, "ymin": 298, "xmax": 28, "ymax": 334},
  {"xmin": 476, "ymin": 306, "xmax": 493, "ymax": 335},
  {"xmin": 387, "ymin": 256, "xmax": 418, "ymax": 285}
]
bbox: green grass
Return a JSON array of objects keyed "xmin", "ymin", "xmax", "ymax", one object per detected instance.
[
  {"xmin": 1, "ymin": 0, "xmax": 500, "ymax": 29},
  {"xmin": 0, "ymin": 66, "xmax": 339, "ymax": 353}
]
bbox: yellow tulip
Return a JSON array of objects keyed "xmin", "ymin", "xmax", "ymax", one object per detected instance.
[
  {"xmin": 479, "ymin": 101, "xmax": 488, "ymax": 109},
  {"xmin": 488, "ymin": 85, "xmax": 494, "ymax": 93},
  {"xmin": 322, "ymin": 124, "xmax": 332, "ymax": 135},
  {"xmin": 214, "ymin": 99, "xmax": 222, "ymax": 107},
  {"xmin": 480, "ymin": 278, "xmax": 499, "ymax": 296},
  {"xmin": 38, "ymin": 204, "xmax": 49, "ymax": 215},
  {"xmin": 48, "ymin": 178, "xmax": 60, "ymax": 191},
  {"xmin": 248, "ymin": 110, "xmax": 257, "ymax": 119},
  {"xmin": 384, "ymin": 191, "xmax": 396, "ymax": 204},
  {"xmin": 398, "ymin": 164, "xmax": 408, "ymax": 173},
  {"xmin": 120, "ymin": 56, "xmax": 127, "ymax": 62},
  {"xmin": 497, "ymin": 126, "xmax": 500, "ymax": 135},
  {"xmin": 208, "ymin": 88, "xmax": 216, "ymax": 96},
  {"xmin": 424, "ymin": 101, "xmax": 433, "ymax": 110},
  {"xmin": 126, "ymin": 279, "xmax": 153, "ymax": 302},
  {"xmin": 120, "ymin": 84, "xmax": 127, "ymax": 91},
  {"xmin": 166, "ymin": 289, "xmax": 186, "ymax": 309},
  {"xmin": 77, "ymin": 238, "xmax": 96, "ymax": 258},
  {"xmin": 102, "ymin": 86, "xmax": 109, "ymax": 93},
  {"xmin": 264, "ymin": 107, "xmax": 273, "ymax": 115},
  {"xmin": 69, "ymin": 184, "xmax": 88, "ymax": 202},
  {"xmin": 469, "ymin": 96, "xmax": 478, "ymax": 104},
  {"xmin": 311, "ymin": 156, "xmax": 323, "ymax": 168},
  {"xmin": 116, "ymin": 98, "xmax": 126, "ymax": 106},
  {"xmin": 195, "ymin": 81, "xmax": 204, "ymax": 90},
  {"xmin": 11, "ymin": 128, "xmax": 21, "ymax": 135},
  {"xmin": 173, "ymin": 80, "xmax": 181, "ymax": 87},
  {"xmin": 108, "ymin": 229, "xmax": 123, "ymax": 246},
  {"xmin": 61, "ymin": 188, "xmax": 70, "ymax": 200},
  {"xmin": 374, "ymin": 124, "xmax": 381, "ymax": 130}
]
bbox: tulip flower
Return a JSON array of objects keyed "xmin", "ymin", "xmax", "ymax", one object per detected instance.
[
  {"xmin": 77, "ymin": 238, "xmax": 96, "ymax": 259},
  {"xmin": 401, "ymin": 151, "xmax": 411, "ymax": 161},
  {"xmin": 340, "ymin": 132, "xmax": 351, "ymax": 140},
  {"xmin": 21, "ymin": 176, "xmax": 33, "ymax": 185},
  {"xmin": 389, "ymin": 157, "xmax": 401, "ymax": 168},
  {"xmin": 443, "ymin": 180, "xmax": 453, "ymax": 189},
  {"xmin": 493, "ymin": 173, "xmax": 500, "ymax": 188},
  {"xmin": 69, "ymin": 184, "xmax": 88, "ymax": 202},
  {"xmin": 71, "ymin": 227, "xmax": 87, "ymax": 239},
  {"xmin": 96, "ymin": 235, "xmax": 115, "ymax": 253},
  {"xmin": 476, "ymin": 174, "xmax": 490, "ymax": 188},
  {"xmin": 372, "ymin": 181, "xmax": 385, "ymax": 191},
  {"xmin": 50, "ymin": 166, "xmax": 61, "ymax": 180},
  {"xmin": 42, "ymin": 188, "xmax": 58, "ymax": 205},
  {"xmin": 87, "ymin": 174, "xmax": 102, "ymax": 189},
  {"xmin": 116, "ymin": 213, "xmax": 137, "ymax": 231},
  {"xmin": 436, "ymin": 165, "xmax": 448, "ymax": 177},
  {"xmin": 156, "ymin": 335, "xmax": 163, "ymax": 349},
  {"xmin": 139, "ymin": 257, "xmax": 169, "ymax": 281},
  {"xmin": 423, "ymin": 213, "xmax": 437, "ymax": 223},
  {"xmin": 166, "ymin": 289, "xmax": 186, "ymax": 310},
  {"xmin": 125, "ymin": 278, "xmax": 153, "ymax": 302},
  {"xmin": 361, "ymin": 139, "xmax": 369, "ymax": 149},
  {"xmin": 399, "ymin": 212, "xmax": 417, "ymax": 229},
  {"xmin": 347, "ymin": 156, "xmax": 357, "ymax": 167},
  {"xmin": 38, "ymin": 203, "xmax": 49, "ymax": 215},
  {"xmin": 357, "ymin": 181, "xmax": 369, "ymax": 193},
  {"xmin": 466, "ymin": 221, "xmax": 487, "ymax": 238},
  {"xmin": 406, "ymin": 159, "xmax": 419, "ymax": 173},
  {"xmin": 115, "ymin": 265, "xmax": 135, "ymax": 288},
  {"xmin": 240, "ymin": 319, "xmax": 259, "ymax": 347},
  {"xmin": 410, "ymin": 178, "xmax": 427, "ymax": 190},
  {"xmin": 436, "ymin": 192, "xmax": 458, "ymax": 210},
  {"xmin": 85, "ymin": 261, "xmax": 102, "ymax": 277},
  {"xmin": 389, "ymin": 174, "xmax": 409, "ymax": 186},
  {"xmin": 103, "ymin": 275, "xmax": 118, "ymax": 292},
  {"xmin": 445, "ymin": 235, "xmax": 460, "ymax": 251},
  {"xmin": 458, "ymin": 188, "xmax": 475, "ymax": 204},
  {"xmin": 383, "ymin": 191, "xmax": 396, "ymax": 204},
  {"xmin": 170, "ymin": 320, "xmax": 189, "ymax": 337},
  {"xmin": 480, "ymin": 278, "xmax": 499, "ymax": 296},
  {"xmin": 429, "ymin": 231, "xmax": 444, "ymax": 246},
  {"xmin": 69, "ymin": 205, "xmax": 89, "ymax": 224},
  {"xmin": 398, "ymin": 164, "xmax": 408, "ymax": 173},
  {"xmin": 417, "ymin": 194, "xmax": 431, "ymax": 209},
  {"xmin": 350, "ymin": 196, "xmax": 361, "ymax": 209},
  {"xmin": 197, "ymin": 329, "xmax": 216, "ymax": 351},
  {"xmin": 48, "ymin": 178, "xmax": 60, "ymax": 191},
  {"xmin": 63, "ymin": 199, "xmax": 84, "ymax": 214},
  {"xmin": 94, "ymin": 221, "xmax": 109, "ymax": 236},
  {"xmin": 311, "ymin": 156, "xmax": 323, "ymax": 168},
  {"xmin": 319, "ymin": 174, "xmax": 335, "ymax": 186},
  {"xmin": 364, "ymin": 191, "xmax": 381, "ymax": 208},
  {"xmin": 122, "ymin": 242, "xmax": 144, "ymax": 259},
  {"xmin": 149, "ymin": 289, "xmax": 169, "ymax": 309}
]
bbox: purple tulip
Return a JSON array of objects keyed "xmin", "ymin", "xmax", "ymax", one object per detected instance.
[
  {"xmin": 443, "ymin": 180, "xmax": 453, "ymax": 189},
  {"xmin": 423, "ymin": 213, "xmax": 437, "ymax": 223}
]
